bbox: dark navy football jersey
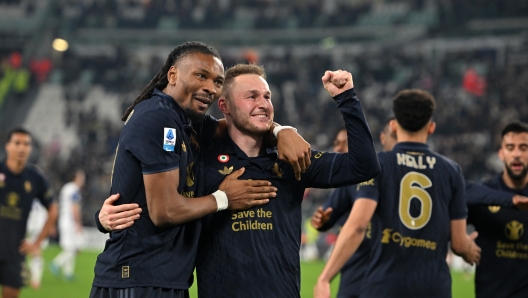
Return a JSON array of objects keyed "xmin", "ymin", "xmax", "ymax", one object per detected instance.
[
  {"xmin": 195, "ymin": 88, "xmax": 380, "ymax": 298},
  {"xmin": 0, "ymin": 161, "xmax": 54, "ymax": 261},
  {"xmin": 92, "ymin": 89, "xmax": 217, "ymax": 289},
  {"xmin": 318, "ymin": 186, "xmax": 373, "ymax": 298},
  {"xmin": 356, "ymin": 142, "xmax": 467, "ymax": 298},
  {"xmin": 468, "ymin": 175, "xmax": 528, "ymax": 298},
  {"xmin": 319, "ymin": 187, "xmax": 354, "ymax": 231}
]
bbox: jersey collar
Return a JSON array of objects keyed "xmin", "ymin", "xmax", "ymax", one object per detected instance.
[
  {"xmin": 218, "ymin": 134, "xmax": 278, "ymax": 172},
  {"xmin": 393, "ymin": 142, "xmax": 430, "ymax": 151},
  {"xmin": 495, "ymin": 172, "xmax": 528, "ymax": 195}
]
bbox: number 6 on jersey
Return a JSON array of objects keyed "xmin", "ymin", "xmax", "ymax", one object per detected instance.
[{"xmin": 399, "ymin": 171, "xmax": 433, "ymax": 229}]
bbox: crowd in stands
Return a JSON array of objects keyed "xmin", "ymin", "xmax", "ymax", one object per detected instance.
[
  {"xmin": 11, "ymin": 37, "xmax": 520, "ymax": 227},
  {"xmin": 2, "ymin": 41, "xmax": 528, "ymax": 226},
  {"xmin": 1, "ymin": 0, "xmax": 527, "ymax": 228},
  {"xmin": 47, "ymin": 0, "xmax": 528, "ymax": 31}
]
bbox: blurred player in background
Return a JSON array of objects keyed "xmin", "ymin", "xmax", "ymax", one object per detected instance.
[
  {"xmin": 25, "ymin": 199, "xmax": 54, "ymax": 289},
  {"xmin": 313, "ymin": 118, "xmax": 528, "ymax": 297},
  {"xmin": 0, "ymin": 127, "xmax": 57, "ymax": 298},
  {"xmin": 314, "ymin": 89, "xmax": 480, "ymax": 298},
  {"xmin": 310, "ymin": 118, "xmax": 396, "ymax": 298},
  {"xmin": 49, "ymin": 169, "xmax": 85, "ymax": 281},
  {"xmin": 467, "ymin": 121, "xmax": 528, "ymax": 298}
]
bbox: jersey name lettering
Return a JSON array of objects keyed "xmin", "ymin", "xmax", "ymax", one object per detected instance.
[{"xmin": 397, "ymin": 153, "xmax": 436, "ymax": 169}]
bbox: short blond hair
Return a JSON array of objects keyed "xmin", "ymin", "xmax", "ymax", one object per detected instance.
[{"xmin": 222, "ymin": 64, "xmax": 266, "ymax": 98}]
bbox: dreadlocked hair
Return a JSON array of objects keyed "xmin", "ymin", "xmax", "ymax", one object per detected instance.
[{"xmin": 121, "ymin": 41, "xmax": 221, "ymax": 121}]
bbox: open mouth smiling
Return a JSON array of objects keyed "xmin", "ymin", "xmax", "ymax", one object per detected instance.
[{"xmin": 194, "ymin": 96, "xmax": 212, "ymax": 107}]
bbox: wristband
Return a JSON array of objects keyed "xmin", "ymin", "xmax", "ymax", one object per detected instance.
[
  {"xmin": 273, "ymin": 125, "xmax": 297, "ymax": 138},
  {"xmin": 212, "ymin": 190, "xmax": 228, "ymax": 212}
]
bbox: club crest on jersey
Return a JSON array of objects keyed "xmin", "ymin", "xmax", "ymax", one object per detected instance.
[
  {"xmin": 505, "ymin": 220, "xmax": 524, "ymax": 241},
  {"xmin": 218, "ymin": 155, "xmax": 229, "ymax": 163},
  {"xmin": 488, "ymin": 205, "xmax": 500, "ymax": 213},
  {"xmin": 0, "ymin": 173, "xmax": 4, "ymax": 188},
  {"xmin": 24, "ymin": 181, "xmax": 32, "ymax": 193},
  {"xmin": 182, "ymin": 143, "xmax": 187, "ymax": 152},
  {"xmin": 219, "ymin": 166, "xmax": 233, "ymax": 175},
  {"xmin": 7, "ymin": 192, "xmax": 19, "ymax": 207},
  {"xmin": 163, "ymin": 128, "xmax": 176, "ymax": 152}
]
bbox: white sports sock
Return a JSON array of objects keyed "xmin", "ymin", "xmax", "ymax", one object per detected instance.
[
  {"xmin": 56, "ymin": 250, "xmax": 76, "ymax": 277},
  {"xmin": 30, "ymin": 255, "xmax": 44, "ymax": 287}
]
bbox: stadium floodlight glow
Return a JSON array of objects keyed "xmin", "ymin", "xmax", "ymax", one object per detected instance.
[{"xmin": 52, "ymin": 38, "xmax": 69, "ymax": 52}]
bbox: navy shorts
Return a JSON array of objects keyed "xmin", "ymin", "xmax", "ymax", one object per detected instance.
[
  {"xmin": 0, "ymin": 258, "xmax": 27, "ymax": 289},
  {"xmin": 89, "ymin": 287, "xmax": 189, "ymax": 298}
]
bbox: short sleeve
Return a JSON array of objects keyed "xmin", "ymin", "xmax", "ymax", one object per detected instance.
[
  {"xmin": 35, "ymin": 172, "xmax": 54, "ymax": 209},
  {"xmin": 449, "ymin": 164, "xmax": 468, "ymax": 220},
  {"xmin": 72, "ymin": 191, "xmax": 82, "ymax": 202},
  {"xmin": 355, "ymin": 177, "xmax": 380, "ymax": 203},
  {"xmin": 124, "ymin": 108, "xmax": 182, "ymax": 174}
]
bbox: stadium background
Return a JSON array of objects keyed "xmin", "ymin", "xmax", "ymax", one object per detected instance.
[{"xmin": 0, "ymin": 0, "xmax": 526, "ymax": 297}]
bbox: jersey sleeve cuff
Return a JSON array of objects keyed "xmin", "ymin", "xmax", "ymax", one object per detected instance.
[
  {"xmin": 450, "ymin": 212, "xmax": 468, "ymax": 220},
  {"xmin": 333, "ymin": 88, "xmax": 358, "ymax": 103},
  {"xmin": 95, "ymin": 210, "xmax": 109, "ymax": 234},
  {"xmin": 142, "ymin": 163, "xmax": 180, "ymax": 175}
]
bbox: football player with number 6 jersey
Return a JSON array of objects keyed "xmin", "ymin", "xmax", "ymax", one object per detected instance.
[{"xmin": 314, "ymin": 89, "xmax": 481, "ymax": 298}]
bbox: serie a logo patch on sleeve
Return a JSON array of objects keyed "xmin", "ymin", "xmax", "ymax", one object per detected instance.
[{"xmin": 163, "ymin": 127, "xmax": 176, "ymax": 152}]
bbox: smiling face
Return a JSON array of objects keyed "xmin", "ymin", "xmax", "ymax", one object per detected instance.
[
  {"xmin": 164, "ymin": 52, "xmax": 224, "ymax": 122},
  {"xmin": 221, "ymin": 74, "xmax": 273, "ymax": 137},
  {"xmin": 499, "ymin": 132, "xmax": 528, "ymax": 182}
]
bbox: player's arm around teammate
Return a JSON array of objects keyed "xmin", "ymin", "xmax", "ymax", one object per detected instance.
[
  {"xmin": 215, "ymin": 118, "xmax": 312, "ymax": 181},
  {"xmin": 466, "ymin": 182, "xmax": 528, "ymax": 210}
]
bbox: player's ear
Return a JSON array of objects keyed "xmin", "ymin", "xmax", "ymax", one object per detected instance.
[
  {"xmin": 218, "ymin": 97, "xmax": 230, "ymax": 115},
  {"xmin": 167, "ymin": 66, "xmax": 178, "ymax": 86},
  {"xmin": 427, "ymin": 121, "xmax": 436, "ymax": 135},
  {"xmin": 389, "ymin": 119, "xmax": 397, "ymax": 134}
]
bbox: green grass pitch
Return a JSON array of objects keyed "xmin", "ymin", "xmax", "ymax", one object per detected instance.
[{"xmin": 19, "ymin": 245, "xmax": 475, "ymax": 298}]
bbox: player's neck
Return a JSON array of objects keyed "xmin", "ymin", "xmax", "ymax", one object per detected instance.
[
  {"xmin": 5, "ymin": 158, "xmax": 26, "ymax": 175},
  {"xmin": 396, "ymin": 131, "xmax": 428, "ymax": 144},
  {"xmin": 228, "ymin": 127, "xmax": 264, "ymax": 157},
  {"xmin": 501, "ymin": 171, "xmax": 528, "ymax": 190},
  {"xmin": 394, "ymin": 122, "xmax": 432, "ymax": 144}
]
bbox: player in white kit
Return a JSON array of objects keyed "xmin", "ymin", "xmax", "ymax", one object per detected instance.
[
  {"xmin": 26, "ymin": 200, "xmax": 52, "ymax": 288},
  {"xmin": 49, "ymin": 169, "xmax": 85, "ymax": 280}
]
